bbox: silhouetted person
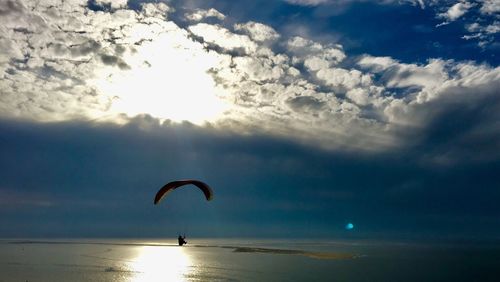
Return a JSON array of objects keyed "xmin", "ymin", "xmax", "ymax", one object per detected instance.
[{"xmin": 178, "ymin": 235, "xmax": 187, "ymax": 246}]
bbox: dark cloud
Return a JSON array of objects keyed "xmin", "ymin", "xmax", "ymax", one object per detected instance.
[
  {"xmin": 87, "ymin": 0, "xmax": 126, "ymax": 12},
  {"xmin": 287, "ymin": 96, "xmax": 325, "ymax": 112},
  {"xmin": 0, "ymin": 0, "xmax": 24, "ymax": 16},
  {"xmin": 70, "ymin": 40, "xmax": 102, "ymax": 57},
  {"xmin": 1, "ymin": 0, "xmax": 499, "ymax": 241},
  {"xmin": 100, "ymin": 54, "xmax": 131, "ymax": 69},
  {"xmin": 413, "ymin": 82, "xmax": 500, "ymax": 164},
  {"xmin": 0, "ymin": 117, "xmax": 499, "ymax": 239}
]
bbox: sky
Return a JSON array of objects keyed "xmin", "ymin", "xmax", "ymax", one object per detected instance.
[{"xmin": 0, "ymin": 0, "xmax": 499, "ymax": 240}]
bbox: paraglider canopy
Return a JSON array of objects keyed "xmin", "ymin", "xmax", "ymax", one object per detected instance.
[{"xmin": 154, "ymin": 179, "xmax": 213, "ymax": 205}]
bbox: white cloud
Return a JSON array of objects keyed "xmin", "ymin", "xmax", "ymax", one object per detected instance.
[
  {"xmin": 359, "ymin": 56, "xmax": 454, "ymax": 94},
  {"xmin": 438, "ymin": 2, "xmax": 473, "ymax": 22},
  {"xmin": 346, "ymin": 88, "xmax": 373, "ymax": 106},
  {"xmin": 284, "ymin": 0, "xmax": 498, "ymax": 47},
  {"xmin": 0, "ymin": 0, "xmax": 499, "ymax": 158},
  {"xmin": 234, "ymin": 21, "xmax": 280, "ymax": 42},
  {"xmin": 462, "ymin": 20, "xmax": 499, "ymax": 46},
  {"xmin": 188, "ymin": 23, "xmax": 259, "ymax": 54},
  {"xmin": 480, "ymin": 0, "xmax": 500, "ymax": 15},
  {"xmin": 185, "ymin": 8, "xmax": 226, "ymax": 22},
  {"xmin": 466, "ymin": 22, "xmax": 482, "ymax": 32},
  {"xmin": 484, "ymin": 21, "xmax": 500, "ymax": 33},
  {"xmin": 286, "ymin": 36, "xmax": 346, "ymax": 65},
  {"xmin": 436, "ymin": 0, "xmax": 499, "ymax": 47},
  {"xmin": 146, "ymin": 3, "xmax": 173, "ymax": 18},
  {"xmin": 358, "ymin": 56, "xmax": 397, "ymax": 71}
]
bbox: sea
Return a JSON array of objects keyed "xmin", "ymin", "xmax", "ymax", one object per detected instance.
[{"xmin": 1, "ymin": 238, "xmax": 499, "ymax": 281}]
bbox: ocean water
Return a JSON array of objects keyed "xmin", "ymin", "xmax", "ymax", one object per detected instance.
[{"xmin": 1, "ymin": 238, "xmax": 499, "ymax": 281}]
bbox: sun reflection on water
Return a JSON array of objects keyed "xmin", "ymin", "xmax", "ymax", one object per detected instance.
[{"xmin": 127, "ymin": 246, "xmax": 192, "ymax": 282}]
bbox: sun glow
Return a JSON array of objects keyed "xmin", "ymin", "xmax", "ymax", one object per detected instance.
[
  {"xmin": 127, "ymin": 246, "xmax": 192, "ymax": 282},
  {"xmin": 92, "ymin": 26, "xmax": 229, "ymax": 124}
]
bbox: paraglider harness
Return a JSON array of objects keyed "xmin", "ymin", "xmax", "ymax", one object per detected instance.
[{"xmin": 178, "ymin": 235, "xmax": 187, "ymax": 246}]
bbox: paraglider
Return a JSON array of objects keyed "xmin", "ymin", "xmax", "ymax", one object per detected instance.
[
  {"xmin": 154, "ymin": 179, "xmax": 214, "ymax": 205},
  {"xmin": 154, "ymin": 179, "xmax": 213, "ymax": 245},
  {"xmin": 178, "ymin": 235, "xmax": 187, "ymax": 246}
]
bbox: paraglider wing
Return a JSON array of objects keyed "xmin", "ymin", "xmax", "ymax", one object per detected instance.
[{"xmin": 154, "ymin": 180, "xmax": 213, "ymax": 204}]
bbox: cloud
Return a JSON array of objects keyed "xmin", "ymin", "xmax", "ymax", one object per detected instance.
[
  {"xmin": 287, "ymin": 95, "xmax": 326, "ymax": 112},
  {"xmin": 286, "ymin": 36, "xmax": 346, "ymax": 65},
  {"xmin": 188, "ymin": 23, "xmax": 259, "ymax": 55},
  {"xmin": 185, "ymin": 8, "xmax": 226, "ymax": 22},
  {"xmin": 281, "ymin": 0, "xmax": 499, "ymax": 47},
  {"xmin": 93, "ymin": 0, "xmax": 128, "ymax": 10},
  {"xmin": 430, "ymin": 1, "xmax": 498, "ymax": 47},
  {"xmin": 357, "ymin": 55, "xmax": 500, "ymax": 163},
  {"xmin": 438, "ymin": 1, "xmax": 473, "ymax": 22},
  {"xmin": 283, "ymin": 0, "xmax": 330, "ymax": 5},
  {"xmin": 234, "ymin": 21, "xmax": 280, "ymax": 42},
  {"xmin": 283, "ymin": 0, "xmax": 426, "ymax": 8},
  {"xmin": 1, "ymin": 118, "xmax": 499, "ymax": 237},
  {"xmin": 0, "ymin": 0, "xmax": 499, "ymax": 162},
  {"xmin": 359, "ymin": 56, "xmax": 449, "ymax": 90},
  {"xmin": 480, "ymin": 0, "xmax": 500, "ymax": 15}
]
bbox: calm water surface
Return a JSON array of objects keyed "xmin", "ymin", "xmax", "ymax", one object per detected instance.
[{"xmin": 0, "ymin": 238, "xmax": 499, "ymax": 281}]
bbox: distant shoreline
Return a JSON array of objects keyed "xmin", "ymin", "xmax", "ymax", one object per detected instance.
[{"xmin": 5, "ymin": 239, "xmax": 357, "ymax": 260}]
